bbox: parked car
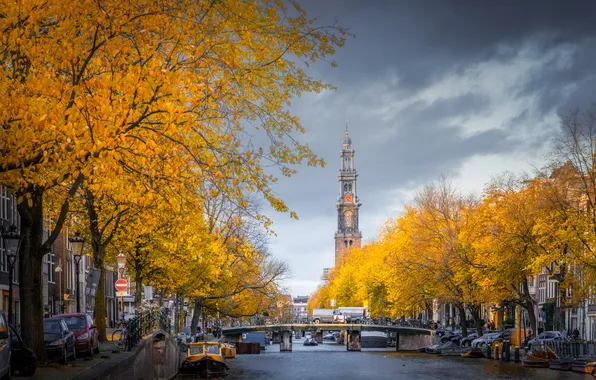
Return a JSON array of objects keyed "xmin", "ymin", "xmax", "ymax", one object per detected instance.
[
  {"xmin": 43, "ymin": 318, "xmax": 76, "ymax": 362},
  {"xmin": 460, "ymin": 332, "xmax": 478, "ymax": 347},
  {"xmin": 54, "ymin": 313, "xmax": 99, "ymax": 358},
  {"xmin": 527, "ymin": 331, "xmax": 563, "ymax": 349},
  {"xmin": 471, "ymin": 332, "xmax": 500, "ymax": 348},
  {"xmin": 9, "ymin": 324, "xmax": 35, "ymax": 376},
  {"xmin": 0, "ymin": 312, "xmax": 11, "ymax": 380}
]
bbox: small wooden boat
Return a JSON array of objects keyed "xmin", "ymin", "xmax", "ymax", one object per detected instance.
[
  {"xmin": 221, "ymin": 343, "xmax": 236, "ymax": 359},
  {"xmin": 439, "ymin": 347, "xmax": 462, "ymax": 356},
  {"xmin": 460, "ymin": 347, "xmax": 484, "ymax": 358},
  {"xmin": 571, "ymin": 358, "xmax": 596, "ymax": 374},
  {"xmin": 522, "ymin": 348, "xmax": 557, "ymax": 368},
  {"xmin": 179, "ymin": 342, "xmax": 229, "ymax": 376},
  {"xmin": 546, "ymin": 347, "xmax": 571, "ymax": 371},
  {"xmin": 548, "ymin": 359, "xmax": 572, "ymax": 371}
]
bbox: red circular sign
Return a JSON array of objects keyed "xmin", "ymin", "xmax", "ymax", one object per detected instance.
[{"xmin": 115, "ymin": 279, "xmax": 128, "ymax": 292}]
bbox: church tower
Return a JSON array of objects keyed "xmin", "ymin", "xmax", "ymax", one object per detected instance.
[{"xmin": 334, "ymin": 128, "xmax": 362, "ymax": 265}]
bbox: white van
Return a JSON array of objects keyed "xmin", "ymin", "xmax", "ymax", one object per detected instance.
[{"xmin": 336, "ymin": 307, "xmax": 367, "ymax": 323}]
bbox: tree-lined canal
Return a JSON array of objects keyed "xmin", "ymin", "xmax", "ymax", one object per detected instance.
[{"xmin": 211, "ymin": 342, "xmax": 584, "ymax": 380}]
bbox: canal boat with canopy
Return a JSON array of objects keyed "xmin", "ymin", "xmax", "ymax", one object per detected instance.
[{"xmin": 179, "ymin": 342, "xmax": 229, "ymax": 376}]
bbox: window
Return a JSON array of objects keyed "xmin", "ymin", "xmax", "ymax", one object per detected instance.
[
  {"xmin": 0, "ymin": 313, "xmax": 6, "ymax": 335},
  {"xmin": 0, "ymin": 186, "xmax": 9, "ymax": 220},
  {"xmin": 190, "ymin": 345, "xmax": 204, "ymax": 355},
  {"xmin": 0, "ymin": 234, "xmax": 6, "ymax": 273},
  {"xmin": 43, "ymin": 320, "xmax": 62, "ymax": 334},
  {"xmin": 67, "ymin": 255, "xmax": 73, "ymax": 291},
  {"xmin": 47, "ymin": 251, "xmax": 55, "ymax": 283},
  {"xmin": 63, "ymin": 316, "xmax": 86, "ymax": 329}
]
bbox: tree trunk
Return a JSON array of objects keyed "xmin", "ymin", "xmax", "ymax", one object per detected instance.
[
  {"xmin": 86, "ymin": 187, "xmax": 109, "ymax": 342},
  {"xmin": 458, "ymin": 304, "xmax": 467, "ymax": 337},
  {"xmin": 134, "ymin": 261, "xmax": 142, "ymax": 308},
  {"xmin": 472, "ymin": 305, "xmax": 484, "ymax": 336},
  {"xmin": 191, "ymin": 298, "xmax": 203, "ymax": 335},
  {"xmin": 520, "ymin": 278, "xmax": 537, "ymax": 334},
  {"xmin": 17, "ymin": 189, "xmax": 47, "ymax": 361},
  {"xmin": 95, "ymin": 266, "xmax": 107, "ymax": 342}
]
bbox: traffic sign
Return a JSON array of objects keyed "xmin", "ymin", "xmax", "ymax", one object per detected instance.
[
  {"xmin": 116, "ymin": 291, "xmax": 127, "ymax": 297},
  {"xmin": 115, "ymin": 279, "xmax": 128, "ymax": 292}
]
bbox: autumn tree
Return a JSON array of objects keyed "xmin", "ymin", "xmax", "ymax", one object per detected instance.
[{"xmin": 0, "ymin": 0, "xmax": 349, "ymax": 357}]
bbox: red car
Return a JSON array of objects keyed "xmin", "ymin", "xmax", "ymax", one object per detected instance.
[{"xmin": 54, "ymin": 313, "xmax": 99, "ymax": 358}]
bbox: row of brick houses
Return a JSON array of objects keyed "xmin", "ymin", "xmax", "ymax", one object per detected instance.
[{"xmin": 0, "ymin": 185, "xmax": 121, "ymax": 328}]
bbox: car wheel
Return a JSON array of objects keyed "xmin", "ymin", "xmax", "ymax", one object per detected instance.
[
  {"xmin": 21, "ymin": 358, "xmax": 36, "ymax": 376},
  {"xmin": 314, "ymin": 319, "xmax": 320, "ymax": 324},
  {"xmin": 61, "ymin": 346, "xmax": 68, "ymax": 363},
  {"xmin": 0, "ymin": 366, "xmax": 10, "ymax": 380}
]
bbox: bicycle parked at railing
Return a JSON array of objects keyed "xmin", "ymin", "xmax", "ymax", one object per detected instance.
[{"xmin": 112, "ymin": 319, "xmax": 129, "ymax": 351}]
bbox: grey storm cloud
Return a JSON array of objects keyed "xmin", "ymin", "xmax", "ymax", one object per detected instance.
[
  {"xmin": 254, "ymin": 1, "xmax": 596, "ymax": 295},
  {"xmin": 301, "ymin": 0, "xmax": 596, "ymax": 90}
]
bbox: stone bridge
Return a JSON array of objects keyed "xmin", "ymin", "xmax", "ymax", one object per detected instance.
[{"xmin": 221, "ymin": 324, "xmax": 434, "ymax": 352}]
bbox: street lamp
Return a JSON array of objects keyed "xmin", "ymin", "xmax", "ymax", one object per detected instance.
[
  {"xmin": 55, "ymin": 264, "xmax": 63, "ymax": 314},
  {"xmin": 116, "ymin": 250, "xmax": 126, "ymax": 322},
  {"xmin": 69, "ymin": 231, "xmax": 85, "ymax": 313},
  {"xmin": 2, "ymin": 225, "xmax": 21, "ymax": 325}
]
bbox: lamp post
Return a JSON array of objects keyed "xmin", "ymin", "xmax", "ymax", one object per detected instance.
[
  {"xmin": 2, "ymin": 225, "xmax": 22, "ymax": 325},
  {"xmin": 55, "ymin": 264, "xmax": 63, "ymax": 314},
  {"xmin": 116, "ymin": 250, "xmax": 126, "ymax": 323},
  {"xmin": 69, "ymin": 232, "xmax": 85, "ymax": 313}
]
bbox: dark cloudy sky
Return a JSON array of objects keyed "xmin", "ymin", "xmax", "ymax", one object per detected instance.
[{"xmin": 265, "ymin": 0, "xmax": 596, "ymax": 296}]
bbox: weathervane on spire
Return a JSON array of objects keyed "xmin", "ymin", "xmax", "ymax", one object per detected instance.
[{"xmin": 342, "ymin": 120, "xmax": 351, "ymax": 148}]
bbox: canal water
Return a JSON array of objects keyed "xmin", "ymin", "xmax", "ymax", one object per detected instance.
[{"xmin": 177, "ymin": 341, "xmax": 586, "ymax": 379}]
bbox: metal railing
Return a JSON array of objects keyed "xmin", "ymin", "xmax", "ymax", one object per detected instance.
[
  {"xmin": 544, "ymin": 341, "xmax": 596, "ymax": 358},
  {"xmin": 124, "ymin": 310, "xmax": 171, "ymax": 350}
]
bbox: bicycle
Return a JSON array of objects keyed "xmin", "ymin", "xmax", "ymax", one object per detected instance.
[{"xmin": 112, "ymin": 320, "xmax": 129, "ymax": 350}]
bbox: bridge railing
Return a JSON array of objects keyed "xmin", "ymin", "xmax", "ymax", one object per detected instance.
[{"xmin": 124, "ymin": 310, "xmax": 171, "ymax": 350}]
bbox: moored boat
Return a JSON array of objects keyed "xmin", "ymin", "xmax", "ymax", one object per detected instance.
[
  {"xmin": 179, "ymin": 342, "xmax": 229, "ymax": 376},
  {"xmin": 221, "ymin": 343, "xmax": 236, "ymax": 359},
  {"xmin": 571, "ymin": 358, "xmax": 596, "ymax": 374},
  {"xmin": 545, "ymin": 346, "xmax": 571, "ymax": 371},
  {"xmin": 460, "ymin": 347, "xmax": 484, "ymax": 358},
  {"xmin": 437, "ymin": 341, "xmax": 461, "ymax": 356},
  {"xmin": 522, "ymin": 347, "xmax": 557, "ymax": 368},
  {"xmin": 548, "ymin": 359, "xmax": 572, "ymax": 371}
]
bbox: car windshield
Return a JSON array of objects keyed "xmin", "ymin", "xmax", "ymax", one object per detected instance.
[
  {"xmin": 206, "ymin": 345, "xmax": 220, "ymax": 354},
  {"xmin": 63, "ymin": 316, "xmax": 86, "ymax": 329},
  {"xmin": 43, "ymin": 320, "xmax": 62, "ymax": 334},
  {"xmin": 190, "ymin": 346, "xmax": 204, "ymax": 355}
]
